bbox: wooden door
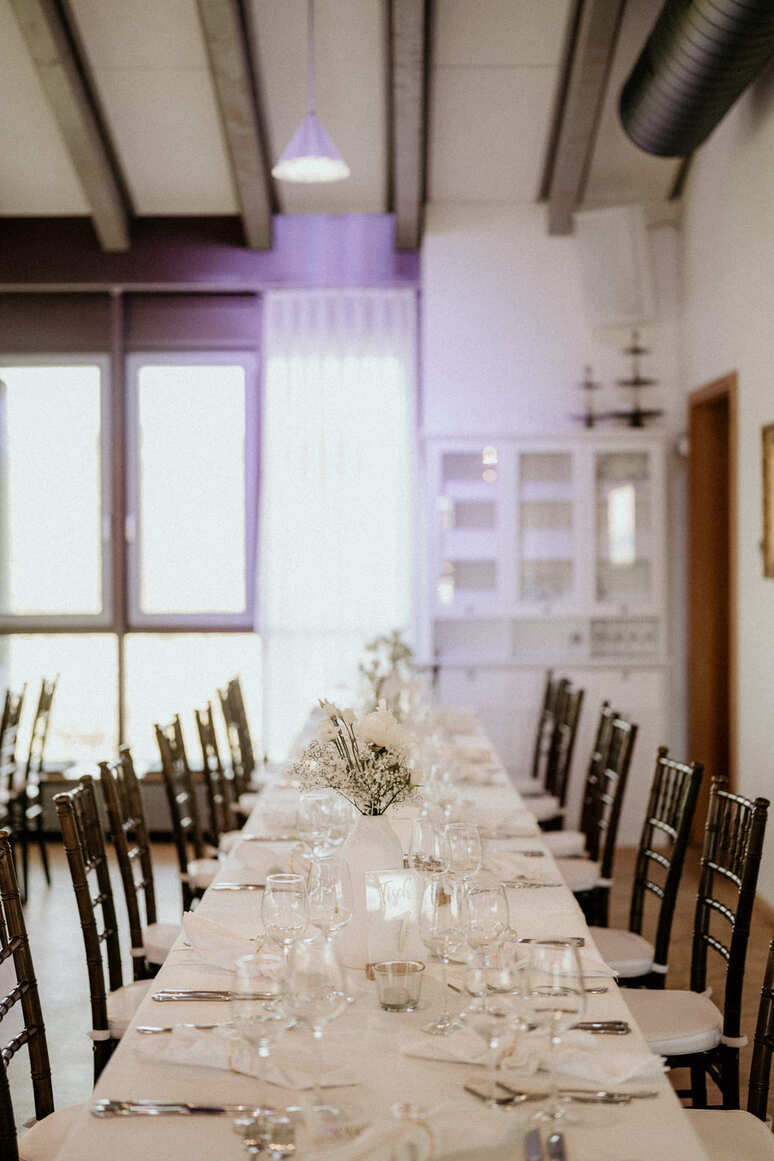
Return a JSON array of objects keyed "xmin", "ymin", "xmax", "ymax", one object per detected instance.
[{"xmin": 688, "ymin": 374, "xmax": 737, "ymax": 840}]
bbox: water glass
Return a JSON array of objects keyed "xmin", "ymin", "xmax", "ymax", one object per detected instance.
[
  {"xmin": 465, "ymin": 883, "xmax": 510, "ymax": 953},
  {"xmin": 409, "ymin": 818, "xmax": 448, "ymax": 875},
  {"xmin": 524, "ymin": 941, "xmax": 586, "ymax": 1122},
  {"xmin": 418, "ymin": 878, "xmax": 467, "ymax": 1035},
  {"xmin": 229, "ymin": 954, "xmax": 290, "ymax": 1085},
  {"xmin": 307, "ymin": 854, "xmax": 353, "ymax": 942},
  {"xmin": 262, "ymin": 872, "xmax": 309, "ymax": 974},
  {"xmin": 444, "ymin": 823, "xmax": 482, "ymax": 879}
]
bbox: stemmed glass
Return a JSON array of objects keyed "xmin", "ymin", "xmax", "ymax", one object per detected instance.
[
  {"xmin": 291, "ymin": 935, "xmax": 350, "ymax": 1134},
  {"xmin": 261, "ymin": 873, "xmax": 309, "ymax": 979},
  {"xmin": 298, "ymin": 790, "xmax": 334, "ymax": 859},
  {"xmin": 524, "ymin": 941, "xmax": 587, "ymax": 1122},
  {"xmin": 444, "ymin": 823, "xmax": 482, "ymax": 880},
  {"xmin": 230, "ymin": 954, "xmax": 291, "ymax": 1088},
  {"xmin": 409, "ymin": 818, "xmax": 448, "ymax": 875},
  {"xmin": 459, "ymin": 883, "xmax": 510, "ymax": 1023},
  {"xmin": 418, "ymin": 877, "xmax": 467, "ymax": 1035},
  {"xmin": 465, "ymin": 973, "xmax": 519, "ymax": 1108},
  {"xmin": 307, "ymin": 855, "xmax": 353, "ymax": 947}
]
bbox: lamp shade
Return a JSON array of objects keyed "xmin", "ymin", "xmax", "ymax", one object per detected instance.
[{"xmin": 271, "ymin": 111, "xmax": 351, "ymax": 183}]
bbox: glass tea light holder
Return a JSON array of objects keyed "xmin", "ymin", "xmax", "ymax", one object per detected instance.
[{"xmin": 373, "ymin": 961, "xmax": 425, "ymax": 1012}]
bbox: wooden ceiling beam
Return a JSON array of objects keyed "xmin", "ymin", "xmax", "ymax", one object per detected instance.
[
  {"xmin": 544, "ymin": 0, "xmax": 627, "ymax": 236},
  {"xmin": 9, "ymin": 0, "xmax": 130, "ymax": 252},
  {"xmin": 389, "ymin": 0, "xmax": 429, "ymax": 252},
  {"xmin": 196, "ymin": 0, "xmax": 274, "ymax": 250}
]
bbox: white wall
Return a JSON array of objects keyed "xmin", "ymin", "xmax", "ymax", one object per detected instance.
[
  {"xmin": 420, "ymin": 202, "xmax": 688, "ymax": 842},
  {"xmin": 680, "ymin": 71, "xmax": 774, "ymax": 904}
]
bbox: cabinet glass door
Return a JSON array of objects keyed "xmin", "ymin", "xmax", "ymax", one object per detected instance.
[
  {"xmin": 517, "ymin": 451, "xmax": 575, "ymax": 605},
  {"xmin": 594, "ymin": 450, "xmax": 652, "ymax": 606},
  {"xmin": 436, "ymin": 446, "xmax": 501, "ymax": 611}
]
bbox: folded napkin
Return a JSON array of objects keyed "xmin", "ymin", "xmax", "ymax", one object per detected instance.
[
  {"xmin": 455, "ymin": 764, "xmax": 502, "ymax": 787},
  {"xmin": 307, "ymin": 1101, "xmax": 511, "ymax": 1161},
  {"xmin": 483, "ymin": 851, "xmax": 548, "ymax": 881},
  {"xmin": 135, "ymin": 1025, "xmax": 359, "ymax": 1090},
  {"xmin": 401, "ymin": 1026, "xmax": 490, "ymax": 1065},
  {"xmin": 182, "ymin": 912, "xmax": 264, "ymax": 970},
  {"xmin": 503, "ymin": 1029, "xmax": 666, "ymax": 1088},
  {"xmin": 234, "ymin": 841, "xmax": 291, "ymax": 882},
  {"xmin": 473, "ymin": 809, "xmax": 539, "ymax": 838}
]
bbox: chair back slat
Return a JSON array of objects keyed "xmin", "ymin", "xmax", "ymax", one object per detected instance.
[
  {"xmin": 528, "ymin": 670, "xmax": 560, "ymax": 785},
  {"xmin": 218, "ymin": 676, "xmax": 255, "ymax": 799},
  {"xmin": 227, "ymin": 677, "xmax": 256, "ymax": 777},
  {"xmin": 99, "ymin": 748, "xmax": 158, "ymax": 981},
  {"xmin": 690, "ymin": 778, "xmax": 769, "ymax": 1045},
  {"xmin": 54, "ymin": 777, "xmax": 124, "ymax": 1081},
  {"xmin": 748, "ymin": 938, "xmax": 774, "ymax": 1120},
  {"xmin": 628, "ymin": 747, "xmax": 703, "ymax": 977},
  {"xmin": 0, "ymin": 833, "xmax": 53, "ymax": 1161},
  {"xmin": 195, "ymin": 703, "xmax": 233, "ymax": 843},
  {"xmin": 156, "ymin": 717, "xmax": 205, "ymax": 910}
]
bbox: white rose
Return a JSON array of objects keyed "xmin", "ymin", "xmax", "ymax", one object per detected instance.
[
  {"xmin": 340, "ymin": 708, "xmax": 356, "ymax": 725},
  {"xmin": 317, "ymin": 718, "xmax": 338, "ymax": 742},
  {"xmin": 355, "ymin": 706, "xmax": 404, "ymax": 750},
  {"xmin": 319, "ymin": 699, "xmax": 342, "ymax": 720}
]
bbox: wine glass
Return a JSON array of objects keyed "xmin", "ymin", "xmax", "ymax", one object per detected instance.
[
  {"xmin": 326, "ymin": 795, "xmax": 355, "ymax": 849},
  {"xmin": 261, "ymin": 873, "xmax": 309, "ymax": 978},
  {"xmin": 230, "ymin": 954, "xmax": 291, "ymax": 1087},
  {"xmin": 444, "ymin": 823, "xmax": 482, "ymax": 880},
  {"xmin": 291, "ymin": 935, "xmax": 350, "ymax": 1134},
  {"xmin": 524, "ymin": 941, "xmax": 586, "ymax": 1122},
  {"xmin": 409, "ymin": 818, "xmax": 448, "ymax": 874},
  {"xmin": 298, "ymin": 790, "xmax": 334, "ymax": 859},
  {"xmin": 307, "ymin": 855, "xmax": 353, "ymax": 945},
  {"xmin": 418, "ymin": 877, "xmax": 467, "ymax": 1035},
  {"xmin": 465, "ymin": 883, "xmax": 510, "ymax": 955}
]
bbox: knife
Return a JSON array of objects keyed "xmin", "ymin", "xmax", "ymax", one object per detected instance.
[
  {"xmin": 525, "ymin": 1127, "xmax": 544, "ymax": 1161},
  {"xmin": 211, "ymin": 882, "xmax": 265, "ymax": 891},
  {"xmin": 92, "ymin": 1099, "xmax": 261, "ymax": 1118},
  {"xmin": 517, "ymin": 937, "xmax": 585, "ymax": 947},
  {"xmin": 572, "ymin": 1020, "xmax": 630, "ymax": 1034},
  {"xmin": 239, "ymin": 834, "xmax": 297, "ymax": 843},
  {"xmin": 152, "ymin": 989, "xmax": 277, "ymax": 1002},
  {"xmin": 546, "ymin": 1132, "xmax": 566, "ymax": 1161}
]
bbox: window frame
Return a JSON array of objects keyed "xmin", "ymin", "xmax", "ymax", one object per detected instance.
[
  {"xmin": 0, "ymin": 353, "xmax": 113, "ymax": 631},
  {"xmin": 125, "ymin": 350, "xmax": 259, "ymax": 631}
]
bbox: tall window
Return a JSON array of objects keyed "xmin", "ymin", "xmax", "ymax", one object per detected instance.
[
  {"xmin": 0, "ymin": 353, "xmax": 260, "ymax": 764},
  {"xmin": 260, "ymin": 290, "xmax": 416, "ymax": 757}
]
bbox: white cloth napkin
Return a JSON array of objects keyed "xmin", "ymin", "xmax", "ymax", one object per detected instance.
[
  {"xmin": 502, "ymin": 1029, "xmax": 666, "ymax": 1088},
  {"xmin": 234, "ymin": 841, "xmax": 291, "ymax": 881},
  {"xmin": 473, "ymin": 808, "xmax": 539, "ymax": 837},
  {"xmin": 308, "ymin": 1101, "xmax": 511, "ymax": 1161},
  {"xmin": 483, "ymin": 851, "xmax": 549, "ymax": 881},
  {"xmin": 135, "ymin": 1025, "xmax": 359, "ymax": 1090},
  {"xmin": 401, "ymin": 1026, "xmax": 490, "ymax": 1065},
  {"xmin": 182, "ymin": 912, "xmax": 260, "ymax": 970}
]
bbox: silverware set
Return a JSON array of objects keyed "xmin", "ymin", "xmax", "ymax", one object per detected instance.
[{"xmin": 466, "ymin": 1082, "xmax": 658, "ymax": 1107}]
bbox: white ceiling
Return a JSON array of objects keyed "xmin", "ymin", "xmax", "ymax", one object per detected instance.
[{"xmin": 0, "ymin": 0, "xmax": 677, "ymax": 226}]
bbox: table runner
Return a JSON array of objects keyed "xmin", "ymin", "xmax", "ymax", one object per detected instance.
[{"xmin": 53, "ymin": 716, "xmax": 710, "ymax": 1161}]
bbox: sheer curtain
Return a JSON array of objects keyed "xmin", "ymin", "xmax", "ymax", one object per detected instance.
[{"xmin": 259, "ymin": 289, "xmax": 417, "ymax": 757}]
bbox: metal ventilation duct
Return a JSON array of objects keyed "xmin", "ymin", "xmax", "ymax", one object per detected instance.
[{"xmin": 620, "ymin": 0, "xmax": 774, "ymax": 157}]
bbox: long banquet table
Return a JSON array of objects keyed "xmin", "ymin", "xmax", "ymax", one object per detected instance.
[{"xmin": 54, "ymin": 716, "xmax": 711, "ymax": 1161}]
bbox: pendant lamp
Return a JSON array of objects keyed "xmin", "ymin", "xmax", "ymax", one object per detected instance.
[{"xmin": 271, "ymin": 0, "xmax": 350, "ymax": 183}]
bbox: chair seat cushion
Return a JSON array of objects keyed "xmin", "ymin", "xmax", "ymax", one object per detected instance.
[
  {"xmin": 527, "ymin": 795, "xmax": 563, "ymax": 822},
  {"xmin": 106, "ymin": 979, "xmax": 150, "ymax": 1038},
  {"xmin": 543, "ymin": 830, "xmax": 587, "ymax": 857},
  {"xmin": 511, "ymin": 775, "xmax": 543, "ymax": 797},
  {"xmin": 238, "ymin": 792, "xmax": 260, "ymax": 814},
  {"xmin": 143, "ymin": 921, "xmax": 181, "ymax": 965},
  {"xmin": 19, "ymin": 1102, "xmax": 85, "ymax": 1161},
  {"xmin": 219, "ymin": 829, "xmax": 244, "ymax": 854},
  {"xmin": 556, "ymin": 857, "xmax": 600, "ymax": 894},
  {"xmin": 589, "ymin": 925, "xmax": 654, "ymax": 978},
  {"xmin": 188, "ymin": 857, "xmax": 220, "ymax": 890},
  {"xmin": 686, "ymin": 1109, "xmax": 774, "ymax": 1161},
  {"xmin": 622, "ymin": 987, "xmax": 723, "ymax": 1056}
]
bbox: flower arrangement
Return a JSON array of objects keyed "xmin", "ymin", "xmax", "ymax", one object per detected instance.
[
  {"xmin": 292, "ymin": 700, "xmax": 417, "ymax": 816},
  {"xmin": 359, "ymin": 629, "xmax": 415, "ymax": 717}
]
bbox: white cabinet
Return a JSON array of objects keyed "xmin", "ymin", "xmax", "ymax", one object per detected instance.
[{"xmin": 422, "ymin": 432, "xmax": 670, "ymax": 847}]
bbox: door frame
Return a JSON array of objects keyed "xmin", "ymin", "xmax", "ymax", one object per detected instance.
[{"xmin": 687, "ymin": 371, "xmax": 738, "ymax": 797}]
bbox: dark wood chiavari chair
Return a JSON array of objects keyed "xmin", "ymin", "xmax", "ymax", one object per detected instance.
[
  {"xmin": 540, "ymin": 681, "xmax": 585, "ymax": 818},
  {"xmin": 194, "ymin": 703, "xmax": 242, "ymax": 854},
  {"xmin": 625, "ymin": 778, "xmax": 769, "ymax": 1109},
  {"xmin": 15, "ymin": 678, "xmax": 57, "ymax": 901},
  {"xmin": 542, "ymin": 699, "xmax": 616, "ymax": 857},
  {"xmin": 554, "ymin": 713, "xmax": 638, "ymax": 926},
  {"xmin": 511, "ymin": 670, "xmax": 565, "ymax": 796},
  {"xmin": 687, "ymin": 939, "xmax": 774, "ymax": 1158},
  {"xmin": 53, "ymin": 777, "xmax": 149, "ymax": 1082},
  {"xmin": 155, "ymin": 717, "xmax": 219, "ymax": 912},
  {"xmin": 99, "ymin": 748, "xmax": 180, "ymax": 979},
  {"xmin": 0, "ymin": 688, "xmax": 25, "ymax": 844},
  {"xmin": 0, "ymin": 831, "xmax": 56, "ymax": 1161},
  {"xmin": 590, "ymin": 747, "xmax": 704, "ymax": 986},
  {"xmin": 218, "ymin": 676, "xmax": 260, "ymax": 819}
]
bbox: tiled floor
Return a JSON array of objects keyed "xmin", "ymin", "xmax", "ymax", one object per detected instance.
[{"xmin": 8, "ymin": 840, "xmax": 774, "ymax": 1130}]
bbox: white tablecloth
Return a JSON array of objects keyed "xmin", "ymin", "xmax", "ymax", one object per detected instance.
[{"xmin": 53, "ymin": 718, "xmax": 710, "ymax": 1161}]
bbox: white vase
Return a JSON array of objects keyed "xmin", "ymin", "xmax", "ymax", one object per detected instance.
[{"xmin": 337, "ymin": 813, "xmax": 404, "ymax": 970}]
